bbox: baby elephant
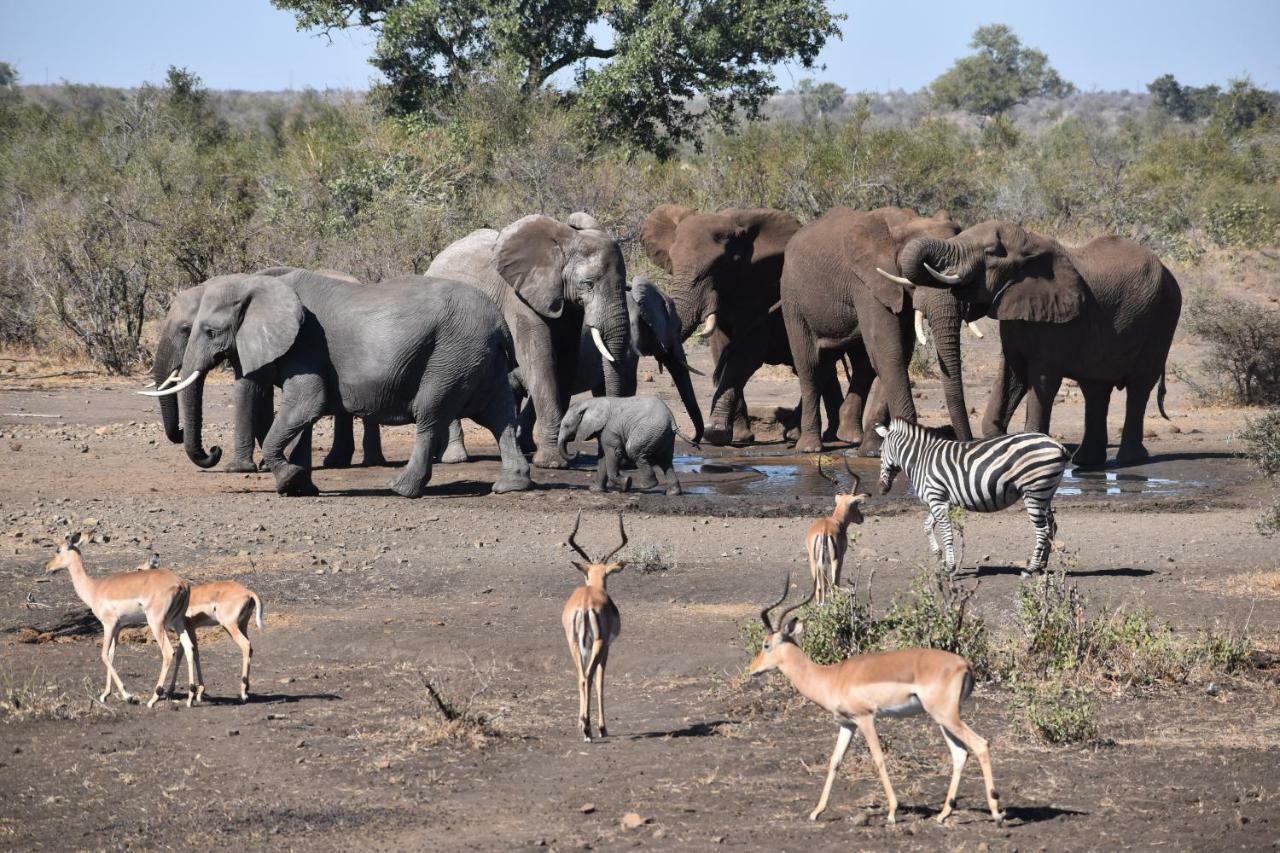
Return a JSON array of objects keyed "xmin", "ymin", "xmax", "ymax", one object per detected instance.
[{"xmin": 558, "ymin": 396, "xmax": 691, "ymax": 495}]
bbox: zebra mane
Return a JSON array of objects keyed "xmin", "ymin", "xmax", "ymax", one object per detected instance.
[{"xmin": 889, "ymin": 418, "xmax": 949, "ymax": 444}]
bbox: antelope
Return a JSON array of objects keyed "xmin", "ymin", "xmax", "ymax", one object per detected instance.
[
  {"xmin": 561, "ymin": 511, "xmax": 626, "ymax": 742},
  {"xmin": 44, "ymin": 534, "xmax": 204, "ymax": 707},
  {"xmin": 806, "ymin": 456, "xmax": 870, "ymax": 605},
  {"xmin": 749, "ymin": 573, "xmax": 1003, "ymax": 825},
  {"xmin": 164, "ymin": 579, "xmax": 265, "ymax": 703}
]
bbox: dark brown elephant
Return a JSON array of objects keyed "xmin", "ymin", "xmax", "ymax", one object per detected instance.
[
  {"xmin": 781, "ymin": 207, "xmax": 986, "ymax": 455},
  {"xmin": 900, "ymin": 220, "xmax": 1182, "ymax": 467},
  {"xmin": 640, "ymin": 205, "xmax": 843, "ymax": 446}
]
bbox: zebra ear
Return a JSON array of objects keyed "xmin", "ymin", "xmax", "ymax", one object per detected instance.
[{"xmin": 874, "ymin": 424, "xmax": 889, "ymax": 438}]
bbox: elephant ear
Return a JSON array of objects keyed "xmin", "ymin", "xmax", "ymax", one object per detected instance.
[
  {"xmin": 628, "ymin": 279, "xmax": 671, "ymax": 357},
  {"xmin": 994, "ymin": 242, "xmax": 1085, "ymax": 324},
  {"xmin": 726, "ymin": 208, "xmax": 800, "ymax": 265},
  {"xmin": 845, "ymin": 213, "xmax": 907, "ymax": 313},
  {"xmin": 641, "ymin": 204, "xmax": 696, "ymax": 273},
  {"xmin": 495, "ymin": 215, "xmax": 573, "ymax": 318},
  {"xmin": 235, "ymin": 275, "xmax": 304, "ymax": 375},
  {"xmin": 577, "ymin": 405, "xmax": 609, "ymax": 441}
]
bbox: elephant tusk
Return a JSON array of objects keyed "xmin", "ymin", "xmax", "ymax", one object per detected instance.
[
  {"xmin": 913, "ymin": 310, "xmax": 928, "ymax": 347},
  {"xmin": 966, "ymin": 320, "xmax": 985, "ymax": 339},
  {"xmin": 142, "ymin": 380, "xmax": 156, "ymax": 388},
  {"xmin": 153, "ymin": 369, "xmax": 180, "ymax": 391},
  {"xmin": 924, "ymin": 262, "xmax": 962, "ymax": 284},
  {"xmin": 875, "ymin": 267, "xmax": 912, "ymax": 286},
  {"xmin": 138, "ymin": 370, "xmax": 201, "ymax": 397},
  {"xmin": 701, "ymin": 313, "xmax": 717, "ymax": 337},
  {"xmin": 590, "ymin": 326, "xmax": 616, "ymax": 363}
]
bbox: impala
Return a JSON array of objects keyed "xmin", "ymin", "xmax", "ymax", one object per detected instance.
[
  {"xmin": 749, "ymin": 573, "xmax": 1003, "ymax": 825},
  {"xmin": 561, "ymin": 511, "xmax": 626, "ymax": 742},
  {"xmin": 165, "ymin": 579, "xmax": 265, "ymax": 703},
  {"xmin": 45, "ymin": 534, "xmax": 204, "ymax": 707},
  {"xmin": 805, "ymin": 456, "xmax": 869, "ymax": 605}
]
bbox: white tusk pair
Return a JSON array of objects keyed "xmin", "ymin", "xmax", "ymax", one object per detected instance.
[
  {"xmin": 700, "ymin": 313, "xmax": 717, "ymax": 337},
  {"xmin": 913, "ymin": 310, "xmax": 928, "ymax": 347},
  {"xmin": 966, "ymin": 321, "xmax": 986, "ymax": 339},
  {"xmin": 590, "ymin": 326, "xmax": 616, "ymax": 363},
  {"xmin": 147, "ymin": 369, "xmax": 180, "ymax": 391},
  {"xmin": 924, "ymin": 262, "xmax": 962, "ymax": 284},
  {"xmin": 138, "ymin": 371, "xmax": 202, "ymax": 397},
  {"xmin": 875, "ymin": 267, "xmax": 912, "ymax": 286}
]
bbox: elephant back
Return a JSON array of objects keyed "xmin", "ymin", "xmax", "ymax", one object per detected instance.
[{"xmin": 426, "ymin": 229, "xmax": 508, "ymax": 305}]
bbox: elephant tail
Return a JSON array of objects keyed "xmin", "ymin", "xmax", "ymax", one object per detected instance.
[{"xmin": 1157, "ymin": 369, "xmax": 1170, "ymax": 420}]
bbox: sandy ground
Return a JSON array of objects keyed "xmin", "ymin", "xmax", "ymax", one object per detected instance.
[{"xmin": 0, "ymin": 334, "xmax": 1277, "ymax": 851}]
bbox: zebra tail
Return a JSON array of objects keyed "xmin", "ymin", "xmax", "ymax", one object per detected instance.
[{"xmin": 1157, "ymin": 369, "xmax": 1170, "ymax": 420}]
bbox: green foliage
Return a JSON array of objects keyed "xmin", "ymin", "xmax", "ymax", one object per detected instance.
[
  {"xmin": 883, "ymin": 569, "xmax": 990, "ymax": 671},
  {"xmin": 739, "ymin": 586, "xmax": 884, "ymax": 665},
  {"xmin": 1184, "ymin": 291, "xmax": 1280, "ymax": 405},
  {"xmin": 930, "ymin": 24, "xmax": 1074, "ymax": 119},
  {"xmin": 1013, "ymin": 679, "xmax": 1098, "ymax": 745},
  {"xmin": 1147, "ymin": 74, "xmax": 1221, "ymax": 122},
  {"xmin": 1240, "ymin": 409, "xmax": 1280, "ymax": 535},
  {"xmin": 274, "ymin": 0, "xmax": 842, "ymax": 156},
  {"xmin": 1212, "ymin": 78, "xmax": 1276, "ymax": 137}
]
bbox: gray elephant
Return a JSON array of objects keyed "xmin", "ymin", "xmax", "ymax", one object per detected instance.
[
  {"xmin": 640, "ymin": 205, "xmax": 845, "ymax": 446},
  {"xmin": 899, "ymin": 220, "xmax": 1182, "ymax": 466},
  {"xmin": 427, "ymin": 213, "xmax": 631, "ymax": 469},
  {"xmin": 150, "ymin": 269, "xmax": 384, "ymax": 472},
  {"xmin": 558, "ymin": 396, "xmax": 689, "ymax": 495},
  {"xmin": 781, "ymin": 207, "xmax": 987, "ymax": 456},
  {"xmin": 144, "ymin": 270, "xmax": 532, "ymax": 496}
]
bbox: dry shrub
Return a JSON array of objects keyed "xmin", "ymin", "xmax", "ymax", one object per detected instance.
[
  {"xmin": 0, "ymin": 668, "xmax": 112, "ymax": 722},
  {"xmin": 404, "ymin": 665, "xmax": 500, "ymax": 750},
  {"xmin": 1183, "ymin": 289, "xmax": 1280, "ymax": 405}
]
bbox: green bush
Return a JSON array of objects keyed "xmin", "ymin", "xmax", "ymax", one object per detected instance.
[
  {"xmin": 883, "ymin": 568, "xmax": 991, "ymax": 672},
  {"xmin": 1014, "ymin": 679, "xmax": 1098, "ymax": 745},
  {"xmin": 739, "ymin": 585, "xmax": 884, "ymax": 665},
  {"xmin": 1240, "ymin": 409, "xmax": 1280, "ymax": 536}
]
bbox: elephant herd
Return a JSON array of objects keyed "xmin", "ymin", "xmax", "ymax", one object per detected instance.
[{"xmin": 144, "ymin": 205, "xmax": 1182, "ymax": 497}]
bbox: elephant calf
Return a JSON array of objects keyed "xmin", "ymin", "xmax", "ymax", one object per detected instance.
[{"xmin": 558, "ymin": 396, "xmax": 690, "ymax": 495}]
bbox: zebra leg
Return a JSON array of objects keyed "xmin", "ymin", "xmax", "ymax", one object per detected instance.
[
  {"xmin": 1023, "ymin": 494, "xmax": 1054, "ymax": 575},
  {"xmin": 929, "ymin": 501, "xmax": 956, "ymax": 573},
  {"xmin": 924, "ymin": 512, "xmax": 941, "ymax": 555}
]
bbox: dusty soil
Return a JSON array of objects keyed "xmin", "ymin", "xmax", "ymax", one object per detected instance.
[{"xmin": 0, "ymin": 337, "xmax": 1278, "ymax": 851}]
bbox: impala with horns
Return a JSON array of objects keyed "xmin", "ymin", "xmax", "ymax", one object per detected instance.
[
  {"xmin": 806, "ymin": 456, "xmax": 870, "ymax": 605},
  {"xmin": 45, "ymin": 535, "xmax": 204, "ymax": 707},
  {"xmin": 561, "ymin": 511, "xmax": 627, "ymax": 742},
  {"xmin": 750, "ymin": 573, "xmax": 1003, "ymax": 825}
]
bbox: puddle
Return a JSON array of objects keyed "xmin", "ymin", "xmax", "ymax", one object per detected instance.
[{"xmin": 673, "ymin": 454, "xmax": 1205, "ymax": 500}]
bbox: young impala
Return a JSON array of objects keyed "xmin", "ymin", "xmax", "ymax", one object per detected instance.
[
  {"xmin": 562, "ymin": 511, "xmax": 627, "ymax": 742},
  {"xmin": 165, "ymin": 578, "xmax": 265, "ymax": 703},
  {"xmin": 45, "ymin": 534, "xmax": 204, "ymax": 707},
  {"xmin": 750, "ymin": 573, "xmax": 1003, "ymax": 825},
  {"xmin": 805, "ymin": 456, "xmax": 870, "ymax": 605}
]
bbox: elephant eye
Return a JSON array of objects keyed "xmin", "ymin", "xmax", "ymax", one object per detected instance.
[
  {"xmin": 179, "ymin": 324, "xmax": 191, "ymax": 334},
  {"xmin": 581, "ymin": 279, "xmax": 594, "ymax": 291},
  {"xmin": 205, "ymin": 327, "xmax": 217, "ymax": 338}
]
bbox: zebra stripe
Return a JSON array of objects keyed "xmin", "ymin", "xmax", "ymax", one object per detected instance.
[{"xmin": 877, "ymin": 419, "xmax": 1069, "ymax": 575}]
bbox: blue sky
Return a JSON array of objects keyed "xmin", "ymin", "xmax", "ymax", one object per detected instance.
[{"xmin": 3, "ymin": 0, "xmax": 1278, "ymax": 93}]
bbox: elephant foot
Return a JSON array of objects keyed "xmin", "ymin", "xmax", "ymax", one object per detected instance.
[
  {"xmin": 322, "ymin": 451, "xmax": 354, "ymax": 469},
  {"xmin": 533, "ymin": 448, "xmax": 568, "ymax": 469},
  {"xmin": 821, "ymin": 426, "xmax": 842, "ymax": 443},
  {"xmin": 1115, "ymin": 444, "xmax": 1150, "ymax": 466},
  {"xmin": 223, "ymin": 458, "xmax": 260, "ymax": 474},
  {"xmin": 858, "ymin": 435, "xmax": 884, "ymax": 458},
  {"xmin": 665, "ymin": 482, "xmax": 682, "ymax": 496},
  {"xmin": 589, "ymin": 482, "xmax": 606, "ymax": 493},
  {"xmin": 732, "ymin": 425, "xmax": 756, "ymax": 445},
  {"xmin": 439, "ymin": 444, "xmax": 470, "ymax": 465},
  {"xmin": 793, "ymin": 434, "xmax": 824, "ymax": 454},
  {"xmin": 388, "ymin": 470, "xmax": 426, "ymax": 498},
  {"xmin": 492, "ymin": 472, "xmax": 533, "ymax": 494},
  {"xmin": 1071, "ymin": 444, "xmax": 1109, "ymax": 469},
  {"xmin": 836, "ymin": 427, "xmax": 863, "ymax": 446},
  {"xmin": 274, "ymin": 464, "xmax": 319, "ymax": 496},
  {"xmin": 616, "ymin": 476, "xmax": 633, "ymax": 493},
  {"xmin": 702, "ymin": 425, "xmax": 733, "ymax": 447},
  {"xmin": 634, "ymin": 472, "xmax": 659, "ymax": 490}
]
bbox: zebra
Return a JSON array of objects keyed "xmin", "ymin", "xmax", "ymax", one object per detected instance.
[{"xmin": 874, "ymin": 419, "xmax": 1070, "ymax": 576}]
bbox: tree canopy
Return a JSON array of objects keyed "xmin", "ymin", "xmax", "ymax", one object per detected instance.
[
  {"xmin": 929, "ymin": 24, "xmax": 1074, "ymax": 119},
  {"xmin": 274, "ymin": 0, "xmax": 842, "ymax": 156}
]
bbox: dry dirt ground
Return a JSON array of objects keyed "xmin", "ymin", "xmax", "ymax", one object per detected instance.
[{"xmin": 0, "ymin": 333, "xmax": 1278, "ymax": 851}]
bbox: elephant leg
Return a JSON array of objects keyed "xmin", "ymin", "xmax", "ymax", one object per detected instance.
[
  {"xmin": 515, "ymin": 320, "xmax": 567, "ymax": 469},
  {"xmin": 633, "ymin": 454, "xmax": 659, "ymax": 489},
  {"xmin": 361, "ymin": 417, "xmax": 386, "ymax": 466},
  {"xmin": 516, "ymin": 400, "xmax": 538, "ymax": 455},
  {"xmin": 262, "ymin": 377, "xmax": 324, "ymax": 497},
  {"xmin": 602, "ymin": 441, "xmax": 630, "ymax": 492},
  {"xmin": 590, "ymin": 440, "xmax": 608, "ymax": 493},
  {"xmin": 784, "ymin": 308, "xmax": 827, "ymax": 453},
  {"xmin": 838, "ymin": 350, "xmax": 875, "ymax": 446},
  {"xmin": 389, "ymin": 421, "xmax": 437, "ymax": 498},
  {"xmin": 857, "ymin": 297, "xmax": 916, "ymax": 458},
  {"xmin": 819, "ymin": 362, "xmax": 844, "ymax": 443},
  {"xmin": 858, "ymin": 379, "xmax": 890, "ymax": 456},
  {"xmin": 1116, "ymin": 377, "xmax": 1157, "ymax": 466},
  {"xmin": 226, "ymin": 377, "xmax": 268, "ymax": 473},
  {"xmin": 472, "ymin": 384, "xmax": 533, "ymax": 494},
  {"xmin": 440, "ymin": 420, "xmax": 470, "ymax": 464},
  {"xmin": 731, "ymin": 395, "xmax": 754, "ymax": 444},
  {"xmin": 1024, "ymin": 370, "xmax": 1062, "ymax": 436},
  {"xmin": 324, "ymin": 414, "xmax": 356, "ymax": 469},
  {"xmin": 983, "ymin": 354, "xmax": 1027, "ymax": 438},
  {"xmin": 1074, "ymin": 381, "xmax": 1112, "ymax": 468}
]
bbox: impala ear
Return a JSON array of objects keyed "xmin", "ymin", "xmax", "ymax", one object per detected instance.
[
  {"xmin": 66, "ymin": 531, "xmax": 82, "ymax": 549},
  {"xmin": 874, "ymin": 424, "xmax": 889, "ymax": 438},
  {"xmin": 784, "ymin": 618, "xmax": 804, "ymax": 639},
  {"xmin": 606, "ymin": 562, "xmax": 627, "ymax": 575},
  {"xmin": 571, "ymin": 561, "xmax": 589, "ymax": 577},
  {"xmin": 640, "ymin": 204, "xmax": 696, "ymax": 273}
]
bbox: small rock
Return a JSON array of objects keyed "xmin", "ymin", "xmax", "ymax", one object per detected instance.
[
  {"xmin": 848, "ymin": 812, "xmax": 870, "ymax": 827},
  {"xmin": 1168, "ymin": 424, "xmax": 1182, "ymax": 434},
  {"xmin": 9, "ymin": 442, "xmax": 20, "ymax": 452},
  {"xmin": 373, "ymin": 757, "xmax": 392, "ymax": 770},
  {"xmin": 93, "ymin": 426, "xmax": 112, "ymax": 436},
  {"xmin": 77, "ymin": 444, "xmax": 89, "ymax": 453},
  {"xmin": 642, "ymin": 372, "xmax": 655, "ymax": 383},
  {"xmin": 227, "ymin": 729, "xmax": 240, "ymax": 737},
  {"xmin": 580, "ymin": 803, "xmax": 596, "ymax": 814},
  {"xmin": 620, "ymin": 812, "xmax": 648, "ymax": 830},
  {"xmin": 81, "ymin": 518, "xmax": 98, "ymax": 528},
  {"xmin": 279, "ymin": 677, "xmax": 295, "ymax": 685}
]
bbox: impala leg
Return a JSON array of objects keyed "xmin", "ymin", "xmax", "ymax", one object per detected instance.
[
  {"xmin": 566, "ymin": 629, "xmax": 591, "ymax": 742},
  {"xmin": 931, "ymin": 710, "xmax": 1002, "ymax": 822},
  {"xmin": 592, "ymin": 645, "xmax": 609, "ymax": 738},
  {"xmin": 936, "ymin": 726, "xmax": 969, "ymax": 823},
  {"xmin": 227, "ymin": 621, "xmax": 253, "ymax": 702},
  {"xmin": 168, "ymin": 641, "xmax": 184, "ymax": 697},
  {"xmin": 100, "ymin": 620, "xmax": 130, "ymax": 703},
  {"xmin": 855, "ymin": 715, "xmax": 899, "ymax": 824},
  {"xmin": 176, "ymin": 622, "xmax": 204, "ymax": 706},
  {"xmin": 146, "ymin": 615, "xmax": 176, "ymax": 708},
  {"xmin": 810, "ymin": 722, "xmax": 854, "ymax": 821}
]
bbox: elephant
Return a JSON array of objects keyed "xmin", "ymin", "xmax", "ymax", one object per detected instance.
[
  {"xmin": 144, "ymin": 270, "xmax": 533, "ymax": 497},
  {"xmin": 426, "ymin": 213, "xmax": 631, "ymax": 469},
  {"xmin": 899, "ymin": 220, "xmax": 1182, "ymax": 467},
  {"xmin": 557, "ymin": 396, "xmax": 688, "ymax": 495},
  {"xmin": 640, "ymin": 205, "xmax": 845, "ymax": 447},
  {"xmin": 150, "ymin": 269, "xmax": 384, "ymax": 472},
  {"xmin": 780, "ymin": 207, "xmax": 987, "ymax": 456}
]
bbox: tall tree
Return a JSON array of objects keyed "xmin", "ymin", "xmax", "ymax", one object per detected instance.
[
  {"xmin": 274, "ymin": 0, "xmax": 841, "ymax": 156},
  {"xmin": 929, "ymin": 24, "xmax": 1074, "ymax": 120}
]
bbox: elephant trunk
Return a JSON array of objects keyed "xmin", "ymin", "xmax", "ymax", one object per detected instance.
[
  {"xmin": 917, "ymin": 291, "xmax": 972, "ymax": 441},
  {"xmin": 899, "ymin": 237, "xmax": 977, "ymax": 287},
  {"xmin": 671, "ymin": 274, "xmax": 712, "ymax": 341},
  {"xmin": 667, "ymin": 357, "xmax": 705, "ymax": 445},
  {"xmin": 179, "ymin": 370, "xmax": 222, "ymax": 469},
  {"xmin": 152, "ymin": 338, "xmax": 184, "ymax": 444},
  {"xmin": 557, "ymin": 411, "xmax": 580, "ymax": 462}
]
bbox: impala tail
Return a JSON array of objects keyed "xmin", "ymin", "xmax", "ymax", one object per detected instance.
[
  {"xmin": 574, "ymin": 609, "xmax": 593, "ymax": 672},
  {"xmin": 251, "ymin": 592, "xmax": 265, "ymax": 629}
]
